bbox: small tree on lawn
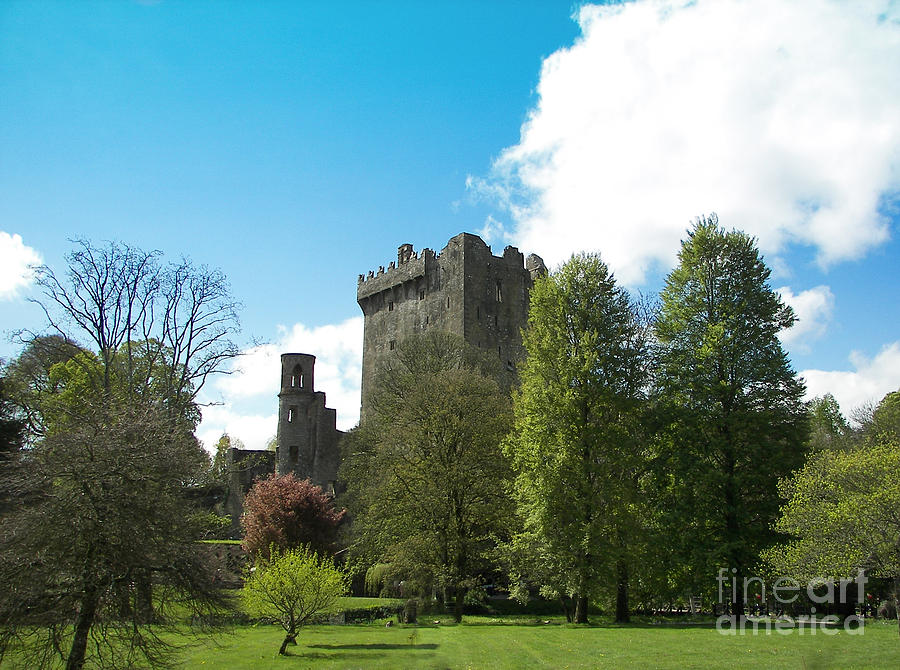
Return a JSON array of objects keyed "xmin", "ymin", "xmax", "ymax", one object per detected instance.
[
  {"xmin": 241, "ymin": 473, "xmax": 345, "ymax": 559},
  {"xmin": 243, "ymin": 546, "xmax": 346, "ymax": 655}
]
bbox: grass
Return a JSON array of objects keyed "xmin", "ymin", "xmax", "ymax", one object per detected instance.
[{"xmin": 176, "ymin": 617, "xmax": 899, "ymax": 669}]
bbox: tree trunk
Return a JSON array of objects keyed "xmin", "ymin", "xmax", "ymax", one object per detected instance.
[
  {"xmin": 454, "ymin": 585, "xmax": 465, "ymax": 623},
  {"xmin": 66, "ymin": 586, "xmax": 100, "ymax": 670},
  {"xmin": 279, "ymin": 633, "xmax": 297, "ymax": 655},
  {"xmin": 615, "ymin": 560, "xmax": 630, "ymax": 623},
  {"xmin": 574, "ymin": 595, "xmax": 589, "ymax": 624},
  {"xmin": 136, "ymin": 569, "xmax": 154, "ymax": 623},
  {"xmin": 560, "ymin": 596, "xmax": 573, "ymax": 623}
]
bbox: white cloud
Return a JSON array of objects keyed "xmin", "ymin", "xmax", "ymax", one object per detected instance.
[
  {"xmin": 197, "ymin": 316, "xmax": 363, "ymax": 452},
  {"xmin": 0, "ymin": 232, "xmax": 42, "ymax": 300},
  {"xmin": 801, "ymin": 342, "xmax": 900, "ymax": 418},
  {"xmin": 472, "ymin": 0, "xmax": 900, "ymax": 285},
  {"xmin": 477, "ymin": 215, "xmax": 513, "ymax": 246},
  {"xmin": 777, "ymin": 285, "xmax": 834, "ymax": 353}
]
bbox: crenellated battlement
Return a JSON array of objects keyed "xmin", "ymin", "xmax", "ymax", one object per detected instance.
[{"xmin": 357, "ymin": 243, "xmax": 437, "ymax": 300}]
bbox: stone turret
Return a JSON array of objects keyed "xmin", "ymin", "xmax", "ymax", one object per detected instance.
[{"xmin": 276, "ymin": 353, "xmax": 340, "ymax": 494}]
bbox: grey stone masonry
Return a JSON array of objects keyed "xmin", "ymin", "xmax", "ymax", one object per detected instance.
[
  {"xmin": 357, "ymin": 232, "xmax": 546, "ymax": 418},
  {"xmin": 276, "ymin": 353, "xmax": 341, "ymax": 493}
]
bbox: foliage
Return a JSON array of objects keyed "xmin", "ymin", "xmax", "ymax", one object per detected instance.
[
  {"xmin": 767, "ymin": 436, "xmax": 900, "ymax": 581},
  {"xmin": 242, "ymin": 545, "xmax": 346, "ymax": 655},
  {"xmin": 651, "ymin": 215, "xmax": 808, "ymax": 612},
  {"xmin": 208, "ymin": 432, "xmax": 245, "ymax": 485},
  {"xmin": 504, "ymin": 252, "xmax": 652, "ymax": 623},
  {"xmin": 0, "ymin": 239, "xmax": 240, "ymax": 670},
  {"xmin": 241, "ymin": 473, "xmax": 345, "ymax": 560},
  {"xmin": 2, "ymin": 335, "xmax": 83, "ymax": 443},
  {"xmin": 340, "ymin": 332, "xmax": 514, "ymax": 622},
  {"xmin": 807, "ymin": 393, "xmax": 851, "ymax": 451}
]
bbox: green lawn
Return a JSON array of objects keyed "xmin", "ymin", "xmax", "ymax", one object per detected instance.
[{"xmin": 176, "ymin": 618, "xmax": 899, "ymax": 670}]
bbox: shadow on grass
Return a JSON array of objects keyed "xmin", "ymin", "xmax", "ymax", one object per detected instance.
[{"xmin": 307, "ymin": 643, "xmax": 439, "ymax": 650}]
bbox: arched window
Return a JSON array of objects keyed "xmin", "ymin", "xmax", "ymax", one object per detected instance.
[{"xmin": 290, "ymin": 364, "xmax": 304, "ymax": 389}]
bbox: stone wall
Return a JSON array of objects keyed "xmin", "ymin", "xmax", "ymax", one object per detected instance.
[{"xmin": 357, "ymin": 232, "xmax": 545, "ymax": 417}]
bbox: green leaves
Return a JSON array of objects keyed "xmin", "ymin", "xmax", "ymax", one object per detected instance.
[
  {"xmin": 651, "ymin": 214, "xmax": 808, "ymax": 602},
  {"xmin": 243, "ymin": 545, "xmax": 346, "ymax": 649},
  {"xmin": 506, "ymin": 252, "xmax": 650, "ymax": 619}
]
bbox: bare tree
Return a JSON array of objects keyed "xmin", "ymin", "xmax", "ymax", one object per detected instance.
[{"xmin": 0, "ymin": 240, "xmax": 241, "ymax": 670}]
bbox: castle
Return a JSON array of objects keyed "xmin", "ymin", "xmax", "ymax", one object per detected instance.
[
  {"xmin": 357, "ymin": 232, "xmax": 545, "ymax": 416},
  {"xmin": 226, "ymin": 232, "xmax": 544, "ymax": 526}
]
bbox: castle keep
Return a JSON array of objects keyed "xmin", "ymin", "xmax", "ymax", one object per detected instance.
[
  {"xmin": 226, "ymin": 232, "xmax": 544, "ymax": 531},
  {"xmin": 357, "ymin": 232, "xmax": 545, "ymax": 416}
]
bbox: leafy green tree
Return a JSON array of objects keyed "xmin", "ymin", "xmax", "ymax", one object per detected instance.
[
  {"xmin": 209, "ymin": 432, "xmax": 245, "ymax": 485},
  {"xmin": 0, "ymin": 240, "xmax": 240, "ymax": 670},
  {"xmin": 765, "ymin": 434, "xmax": 900, "ymax": 634},
  {"xmin": 340, "ymin": 332, "xmax": 514, "ymax": 622},
  {"xmin": 807, "ymin": 393, "xmax": 851, "ymax": 451},
  {"xmin": 864, "ymin": 389, "xmax": 900, "ymax": 445},
  {"xmin": 505, "ymin": 253, "xmax": 651, "ymax": 623},
  {"xmin": 652, "ymin": 215, "xmax": 808, "ymax": 615},
  {"xmin": 243, "ymin": 545, "xmax": 346, "ymax": 655},
  {"xmin": 2, "ymin": 335, "xmax": 83, "ymax": 443}
]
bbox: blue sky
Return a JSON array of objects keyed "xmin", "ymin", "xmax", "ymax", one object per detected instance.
[{"xmin": 1, "ymin": 0, "xmax": 899, "ymax": 450}]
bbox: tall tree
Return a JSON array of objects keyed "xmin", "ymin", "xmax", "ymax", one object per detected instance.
[
  {"xmin": 0, "ymin": 240, "xmax": 240, "ymax": 670},
  {"xmin": 505, "ymin": 253, "xmax": 651, "ymax": 623},
  {"xmin": 340, "ymin": 332, "xmax": 514, "ymax": 622},
  {"xmin": 652, "ymin": 215, "xmax": 808, "ymax": 615}
]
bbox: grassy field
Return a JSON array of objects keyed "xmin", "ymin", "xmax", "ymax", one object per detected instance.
[{"xmin": 175, "ymin": 617, "xmax": 899, "ymax": 670}]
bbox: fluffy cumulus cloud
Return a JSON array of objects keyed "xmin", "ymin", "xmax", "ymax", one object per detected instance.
[
  {"xmin": 777, "ymin": 285, "xmax": 834, "ymax": 353},
  {"xmin": 473, "ymin": 0, "xmax": 900, "ymax": 284},
  {"xmin": 0, "ymin": 232, "xmax": 42, "ymax": 300},
  {"xmin": 801, "ymin": 342, "xmax": 900, "ymax": 418},
  {"xmin": 196, "ymin": 316, "xmax": 363, "ymax": 451}
]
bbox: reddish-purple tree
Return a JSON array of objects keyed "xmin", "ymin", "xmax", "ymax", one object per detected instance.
[{"xmin": 241, "ymin": 473, "xmax": 346, "ymax": 559}]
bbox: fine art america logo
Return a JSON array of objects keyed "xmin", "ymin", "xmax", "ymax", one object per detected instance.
[{"xmin": 715, "ymin": 568, "xmax": 866, "ymax": 635}]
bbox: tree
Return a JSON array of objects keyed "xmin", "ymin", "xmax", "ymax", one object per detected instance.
[
  {"xmin": 340, "ymin": 332, "xmax": 514, "ymax": 622},
  {"xmin": 504, "ymin": 253, "xmax": 651, "ymax": 623},
  {"xmin": 209, "ymin": 432, "xmax": 245, "ymax": 485},
  {"xmin": 0, "ymin": 240, "xmax": 240, "ymax": 670},
  {"xmin": 765, "ymin": 434, "xmax": 900, "ymax": 634},
  {"xmin": 241, "ymin": 473, "xmax": 345, "ymax": 560},
  {"xmin": 242, "ymin": 545, "xmax": 346, "ymax": 655},
  {"xmin": 807, "ymin": 393, "xmax": 851, "ymax": 451},
  {"xmin": 2, "ymin": 335, "xmax": 83, "ymax": 443},
  {"xmin": 652, "ymin": 215, "xmax": 808, "ymax": 615}
]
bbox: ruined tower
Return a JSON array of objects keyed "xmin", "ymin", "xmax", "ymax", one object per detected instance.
[
  {"xmin": 276, "ymin": 353, "xmax": 341, "ymax": 494},
  {"xmin": 356, "ymin": 232, "xmax": 546, "ymax": 417}
]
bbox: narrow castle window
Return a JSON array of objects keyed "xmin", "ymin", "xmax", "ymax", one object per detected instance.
[
  {"xmin": 446, "ymin": 296, "xmax": 450, "ymax": 308},
  {"xmin": 388, "ymin": 301, "xmax": 394, "ymax": 311},
  {"xmin": 291, "ymin": 364, "xmax": 303, "ymax": 388},
  {"xmin": 287, "ymin": 407, "xmax": 294, "ymax": 423},
  {"xmin": 419, "ymin": 289, "xmax": 425, "ymax": 300},
  {"xmin": 389, "ymin": 340, "xmax": 396, "ymax": 351},
  {"xmin": 496, "ymin": 280, "xmax": 502, "ymax": 303}
]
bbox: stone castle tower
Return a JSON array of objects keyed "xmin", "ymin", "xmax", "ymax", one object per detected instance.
[
  {"xmin": 356, "ymin": 232, "xmax": 546, "ymax": 416},
  {"xmin": 275, "ymin": 353, "xmax": 341, "ymax": 494}
]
